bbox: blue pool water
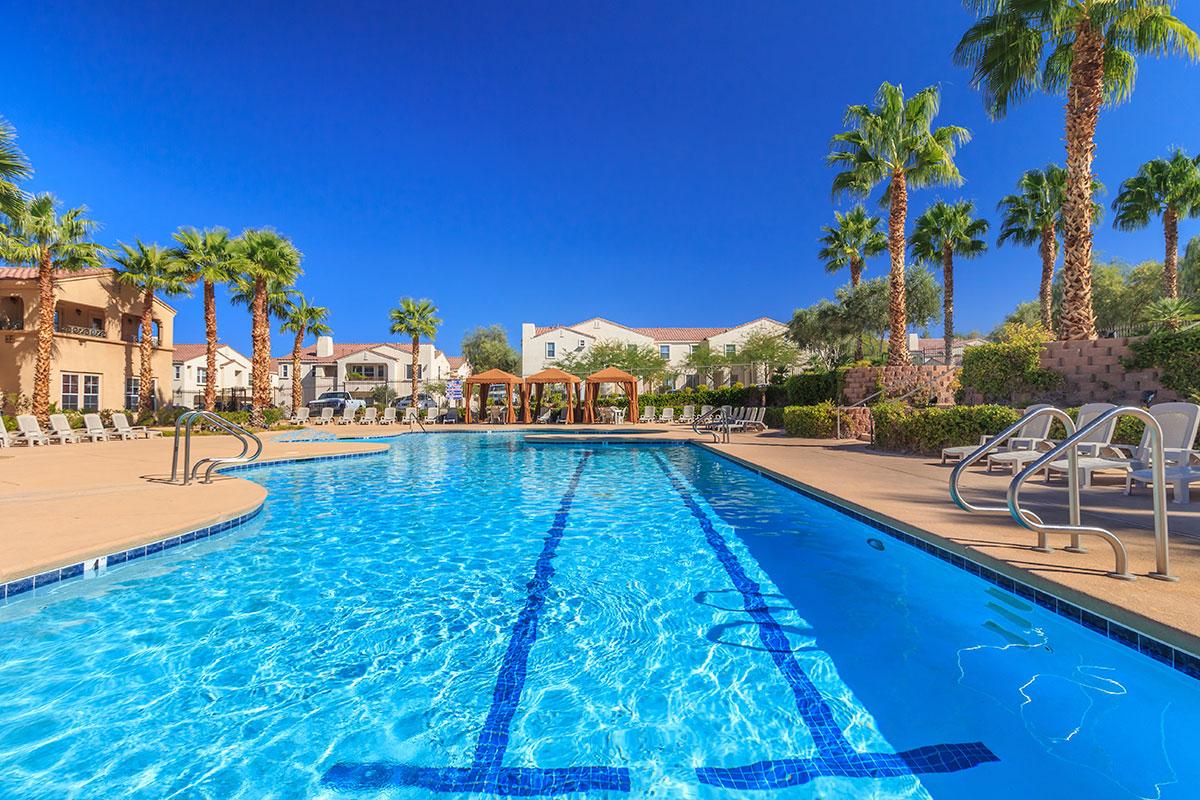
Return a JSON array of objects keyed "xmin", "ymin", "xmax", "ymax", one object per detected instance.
[{"xmin": 1, "ymin": 433, "xmax": 1198, "ymax": 798}]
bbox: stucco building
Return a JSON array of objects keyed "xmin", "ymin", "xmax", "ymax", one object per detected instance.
[
  {"xmin": 172, "ymin": 343, "xmax": 252, "ymax": 409},
  {"xmin": 0, "ymin": 267, "xmax": 175, "ymax": 411}
]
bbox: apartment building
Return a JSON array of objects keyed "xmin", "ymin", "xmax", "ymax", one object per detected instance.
[
  {"xmin": 0, "ymin": 267, "xmax": 175, "ymax": 410},
  {"xmin": 172, "ymin": 343, "xmax": 251, "ymax": 409},
  {"xmin": 520, "ymin": 316, "xmax": 791, "ymax": 388}
]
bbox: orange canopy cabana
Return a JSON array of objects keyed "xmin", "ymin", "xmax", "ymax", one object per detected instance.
[
  {"xmin": 584, "ymin": 366, "xmax": 639, "ymax": 424},
  {"xmin": 463, "ymin": 368, "xmax": 524, "ymax": 424},
  {"xmin": 523, "ymin": 367, "xmax": 583, "ymax": 424}
]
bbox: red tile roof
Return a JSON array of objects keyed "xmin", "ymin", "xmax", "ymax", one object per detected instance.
[
  {"xmin": 0, "ymin": 267, "xmax": 112, "ymax": 280},
  {"xmin": 447, "ymin": 356, "xmax": 466, "ymax": 369},
  {"xmin": 269, "ymin": 341, "xmax": 454, "ymax": 366},
  {"xmin": 634, "ymin": 326, "xmax": 729, "ymax": 341},
  {"xmin": 172, "ymin": 344, "xmax": 211, "ymax": 363}
]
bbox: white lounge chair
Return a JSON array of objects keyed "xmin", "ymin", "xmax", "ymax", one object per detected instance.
[
  {"xmin": 677, "ymin": 405, "xmax": 695, "ymax": 425},
  {"xmin": 658, "ymin": 407, "xmax": 675, "ymax": 424},
  {"xmin": 14, "ymin": 415, "xmax": 49, "ymax": 446},
  {"xmin": 535, "ymin": 406, "xmax": 552, "ymax": 423},
  {"xmin": 988, "ymin": 402, "xmax": 1116, "ymax": 475},
  {"xmin": 313, "ymin": 407, "xmax": 335, "ymax": 425},
  {"xmin": 112, "ymin": 412, "xmax": 163, "ymax": 439},
  {"xmin": 48, "ymin": 413, "xmax": 82, "ymax": 444},
  {"xmin": 404, "ymin": 407, "xmax": 421, "ymax": 424},
  {"xmin": 638, "ymin": 405, "xmax": 655, "ymax": 423},
  {"xmin": 289, "ymin": 407, "xmax": 311, "ymax": 425},
  {"xmin": 699, "ymin": 405, "xmax": 713, "ymax": 419},
  {"xmin": 336, "ymin": 407, "xmax": 356, "ymax": 425},
  {"xmin": 424, "ymin": 406, "xmax": 439, "ymax": 424},
  {"xmin": 83, "ymin": 413, "xmax": 110, "ymax": 442},
  {"xmin": 1051, "ymin": 402, "xmax": 1200, "ymax": 489},
  {"xmin": 379, "ymin": 407, "xmax": 397, "ymax": 425},
  {"xmin": 0, "ymin": 425, "xmax": 10, "ymax": 448},
  {"xmin": 360, "ymin": 407, "xmax": 378, "ymax": 425},
  {"xmin": 940, "ymin": 404, "xmax": 1054, "ymax": 465}
]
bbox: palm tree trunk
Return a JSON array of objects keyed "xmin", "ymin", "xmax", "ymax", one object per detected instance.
[
  {"xmin": 942, "ymin": 244, "xmax": 954, "ymax": 366},
  {"xmin": 291, "ymin": 329, "xmax": 304, "ymax": 413},
  {"xmin": 410, "ymin": 337, "xmax": 419, "ymax": 409},
  {"xmin": 1164, "ymin": 206, "xmax": 1180, "ymax": 300},
  {"xmin": 886, "ymin": 170, "xmax": 909, "ymax": 365},
  {"xmin": 250, "ymin": 277, "xmax": 269, "ymax": 427},
  {"xmin": 33, "ymin": 250, "xmax": 54, "ymax": 426},
  {"xmin": 1058, "ymin": 19, "xmax": 1104, "ymax": 340},
  {"xmin": 851, "ymin": 257, "xmax": 864, "ymax": 360},
  {"xmin": 1039, "ymin": 222, "xmax": 1057, "ymax": 335},
  {"xmin": 204, "ymin": 280, "xmax": 217, "ymax": 411},
  {"xmin": 138, "ymin": 288, "xmax": 155, "ymax": 414}
]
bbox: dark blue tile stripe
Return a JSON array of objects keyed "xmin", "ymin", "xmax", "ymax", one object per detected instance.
[
  {"xmin": 693, "ymin": 443, "xmax": 1200, "ymax": 686},
  {"xmin": 651, "ymin": 452, "xmax": 998, "ymax": 788},
  {"xmin": 322, "ymin": 453, "xmax": 631, "ymax": 795}
]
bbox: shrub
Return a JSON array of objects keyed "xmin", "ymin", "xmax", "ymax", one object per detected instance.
[
  {"xmin": 1124, "ymin": 327, "xmax": 1200, "ymax": 401},
  {"xmin": 764, "ymin": 371, "xmax": 843, "ymax": 406},
  {"xmin": 871, "ymin": 402, "xmax": 1021, "ymax": 455},
  {"xmin": 959, "ymin": 330, "xmax": 1061, "ymax": 403},
  {"xmin": 602, "ymin": 385, "xmax": 751, "ymax": 411},
  {"xmin": 782, "ymin": 402, "xmax": 839, "ymax": 437}
]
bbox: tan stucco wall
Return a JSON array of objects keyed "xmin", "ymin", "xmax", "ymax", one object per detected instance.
[{"xmin": 0, "ymin": 271, "xmax": 175, "ymax": 410}]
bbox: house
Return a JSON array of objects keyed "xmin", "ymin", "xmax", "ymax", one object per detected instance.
[
  {"xmin": 520, "ymin": 316, "xmax": 793, "ymax": 389},
  {"xmin": 172, "ymin": 343, "xmax": 251, "ymax": 409},
  {"xmin": 908, "ymin": 334, "xmax": 989, "ymax": 367},
  {"xmin": 272, "ymin": 335, "xmax": 465, "ymax": 407},
  {"xmin": 0, "ymin": 267, "xmax": 175, "ymax": 410}
]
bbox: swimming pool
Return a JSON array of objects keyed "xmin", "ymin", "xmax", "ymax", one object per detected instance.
[{"xmin": 1, "ymin": 433, "xmax": 1197, "ymax": 798}]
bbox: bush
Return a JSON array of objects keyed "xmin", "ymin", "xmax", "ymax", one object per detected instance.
[
  {"xmin": 871, "ymin": 402, "xmax": 1021, "ymax": 455},
  {"xmin": 764, "ymin": 371, "xmax": 844, "ymax": 406},
  {"xmin": 782, "ymin": 402, "xmax": 839, "ymax": 437},
  {"xmin": 1124, "ymin": 327, "xmax": 1200, "ymax": 401},
  {"xmin": 602, "ymin": 385, "xmax": 751, "ymax": 411},
  {"xmin": 959, "ymin": 333, "xmax": 1061, "ymax": 403}
]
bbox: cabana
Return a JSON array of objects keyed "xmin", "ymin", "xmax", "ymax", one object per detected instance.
[
  {"xmin": 463, "ymin": 368, "xmax": 523, "ymax": 424},
  {"xmin": 584, "ymin": 366, "xmax": 639, "ymax": 424},
  {"xmin": 523, "ymin": 368, "xmax": 582, "ymax": 424}
]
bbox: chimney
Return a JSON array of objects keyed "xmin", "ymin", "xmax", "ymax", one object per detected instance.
[
  {"xmin": 316, "ymin": 334, "xmax": 334, "ymax": 358},
  {"xmin": 907, "ymin": 332, "xmax": 920, "ymax": 353}
]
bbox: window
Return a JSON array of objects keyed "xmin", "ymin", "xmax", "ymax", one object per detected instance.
[
  {"xmin": 347, "ymin": 364, "xmax": 385, "ymax": 381},
  {"xmin": 724, "ymin": 344, "xmax": 737, "ymax": 357},
  {"xmin": 126, "ymin": 377, "xmax": 157, "ymax": 410},
  {"xmin": 174, "ymin": 365, "xmax": 181, "ymax": 380},
  {"xmin": 578, "ymin": 339, "xmax": 586, "ymax": 349},
  {"xmin": 545, "ymin": 342, "xmax": 556, "ymax": 358},
  {"xmin": 82, "ymin": 375, "xmax": 99, "ymax": 409},
  {"xmin": 61, "ymin": 373, "xmax": 79, "ymax": 410},
  {"xmin": 405, "ymin": 364, "xmax": 424, "ymax": 380},
  {"xmin": 196, "ymin": 367, "xmax": 208, "ymax": 385},
  {"xmin": 659, "ymin": 344, "xmax": 670, "ymax": 359},
  {"xmin": 280, "ymin": 364, "xmax": 290, "ymax": 379}
]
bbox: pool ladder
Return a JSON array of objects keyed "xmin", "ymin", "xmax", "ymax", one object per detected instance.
[
  {"xmin": 692, "ymin": 406, "xmax": 728, "ymax": 443},
  {"xmin": 949, "ymin": 405, "xmax": 1175, "ymax": 582},
  {"xmin": 168, "ymin": 410, "xmax": 263, "ymax": 485}
]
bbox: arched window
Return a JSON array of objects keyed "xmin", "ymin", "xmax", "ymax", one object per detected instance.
[{"xmin": 0, "ymin": 296, "xmax": 24, "ymax": 330}]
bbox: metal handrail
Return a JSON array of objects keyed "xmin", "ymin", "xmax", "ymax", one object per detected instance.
[
  {"xmin": 1008, "ymin": 406, "xmax": 1175, "ymax": 582},
  {"xmin": 692, "ymin": 407, "xmax": 721, "ymax": 443},
  {"xmin": 949, "ymin": 405, "xmax": 1075, "ymax": 552},
  {"xmin": 169, "ymin": 410, "xmax": 262, "ymax": 485},
  {"xmin": 836, "ymin": 368, "xmax": 951, "ymax": 441}
]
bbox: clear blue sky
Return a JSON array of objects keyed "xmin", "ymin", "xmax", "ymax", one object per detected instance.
[{"xmin": 5, "ymin": 1, "xmax": 1199, "ymax": 356}]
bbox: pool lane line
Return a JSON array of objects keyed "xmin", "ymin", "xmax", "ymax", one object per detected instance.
[
  {"xmin": 322, "ymin": 452, "xmax": 632, "ymax": 796},
  {"xmin": 650, "ymin": 452, "xmax": 999, "ymax": 790}
]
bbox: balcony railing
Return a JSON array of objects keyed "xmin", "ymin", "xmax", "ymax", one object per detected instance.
[
  {"xmin": 56, "ymin": 323, "xmax": 107, "ymax": 339},
  {"xmin": 0, "ymin": 319, "xmax": 22, "ymax": 331}
]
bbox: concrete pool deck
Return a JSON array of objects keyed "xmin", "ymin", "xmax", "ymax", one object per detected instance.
[{"xmin": 3, "ymin": 423, "xmax": 1199, "ymax": 655}]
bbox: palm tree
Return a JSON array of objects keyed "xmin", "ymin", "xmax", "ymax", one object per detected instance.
[
  {"xmin": 819, "ymin": 205, "xmax": 887, "ymax": 360},
  {"xmin": 997, "ymin": 166, "xmax": 1067, "ymax": 333},
  {"xmin": 1112, "ymin": 149, "xmax": 1200, "ymax": 302},
  {"xmin": 113, "ymin": 241, "xmax": 192, "ymax": 414},
  {"xmin": 0, "ymin": 194, "xmax": 106, "ymax": 424},
  {"xmin": 955, "ymin": 1, "xmax": 1199, "ymax": 340},
  {"xmin": 388, "ymin": 298, "xmax": 442, "ymax": 410},
  {"xmin": 279, "ymin": 295, "xmax": 331, "ymax": 414},
  {"xmin": 0, "ymin": 117, "xmax": 32, "ymax": 220},
  {"xmin": 232, "ymin": 229, "xmax": 302, "ymax": 427},
  {"xmin": 910, "ymin": 201, "xmax": 989, "ymax": 365},
  {"xmin": 172, "ymin": 227, "xmax": 240, "ymax": 410},
  {"xmin": 828, "ymin": 82, "xmax": 970, "ymax": 365}
]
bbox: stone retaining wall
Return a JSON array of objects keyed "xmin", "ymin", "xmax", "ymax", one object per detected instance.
[
  {"xmin": 841, "ymin": 365, "xmax": 958, "ymax": 406},
  {"xmin": 1038, "ymin": 338, "xmax": 1173, "ymax": 405}
]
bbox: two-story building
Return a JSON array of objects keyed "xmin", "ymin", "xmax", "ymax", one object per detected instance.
[
  {"xmin": 520, "ymin": 316, "xmax": 792, "ymax": 388},
  {"xmin": 172, "ymin": 343, "xmax": 252, "ymax": 409},
  {"xmin": 0, "ymin": 267, "xmax": 175, "ymax": 410},
  {"xmin": 272, "ymin": 335, "xmax": 465, "ymax": 407}
]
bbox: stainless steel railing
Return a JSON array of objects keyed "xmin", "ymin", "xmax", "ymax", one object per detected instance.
[{"xmin": 169, "ymin": 410, "xmax": 263, "ymax": 485}]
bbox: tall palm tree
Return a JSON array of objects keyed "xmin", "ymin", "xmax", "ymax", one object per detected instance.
[
  {"xmin": 388, "ymin": 298, "xmax": 442, "ymax": 410},
  {"xmin": 0, "ymin": 194, "xmax": 106, "ymax": 424},
  {"xmin": 910, "ymin": 200, "xmax": 989, "ymax": 365},
  {"xmin": 828, "ymin": 82, "xmax": 970, "ymax": 365},
  {"xmin": 279, "ymin": 295, "xmax": 331, "ymax": 414},
  {"xmin": 113, "ymin": 241, "xmax": 192, "ymax": 414},
  {"xmin": 171, "ymin": 227, "xmax": 240, "ymax": 410},
  {"xmin": 232, "ymin": 229, "xmax": 302, "ymax": 427},
  {"xmin": 818, "ymin": 205, "xmax": 886, "ymax": 359},
  {"xmin": 1112, "ymin": 149, "xmax": 1200, "ymax": 302},
  {"xmin": 0, "ymin": 117, "xmax": 32, "ymax": 220},
  {"xmin": 996, "ymin": 166, "xmax": 1067, "ymax": 332},
  {"xmin": 955, "ymin": 1, "xmax": 1199, "ymax": 340}
]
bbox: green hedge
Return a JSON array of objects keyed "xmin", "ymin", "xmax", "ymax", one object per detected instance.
[
  {"xmin": 781, "ymin": 402, "xmax": 839, "ymax": 437},
  {"xmin": 763, "ymin": 371, "xmax": 843, "ymax": 407},
  {"xmin": 1124, "ymin": 327, "xmax": 1200, "ymax": 401},
  {"xmin": 871, "ymin": 401, "xmax": 1021, "ymax": 455},
  {"xmin": 600, "ymin": 385, "xmax": 750, "ymax": 411},
  {"xmin": 959, "ymin": 341, "xmax": 1061, "ymax": 402}
]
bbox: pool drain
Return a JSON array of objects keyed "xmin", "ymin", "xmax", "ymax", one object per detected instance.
[{"xmin": 866, "ymin": 538, "xmax": 885, "ymax": 551}]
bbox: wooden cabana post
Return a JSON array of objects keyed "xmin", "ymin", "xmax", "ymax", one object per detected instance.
[
  {"xmin": 463, "ymin": 368, "xmax": 523, "ymax": 424},
  {"xmin": 523, "ymin": 367, "xmax": 582, "ymax": 424},
  {"xmin": 584, "ymin": 366, "xmax": 639, "ymax": 424}
]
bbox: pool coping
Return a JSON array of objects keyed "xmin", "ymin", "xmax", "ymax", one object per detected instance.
[
  {"xmin": 693, "ymin": 441, "xmax": 1200, "ymax": 683},
  {"xmin": 0, "ymin": 449, "xmax": 387, "ymax": 605}
]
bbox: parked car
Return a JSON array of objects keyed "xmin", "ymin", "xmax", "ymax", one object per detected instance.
[
  {"xmin": 394, "ymin": 393, "xmax": 438, "ymax": 410},
  {"xmin": 307, "ymin": 391, "xmax": 366, "ymax": 414}
]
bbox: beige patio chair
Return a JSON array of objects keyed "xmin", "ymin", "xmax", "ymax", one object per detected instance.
[
  {"xmin": 359, "ymin": 407, "xmax": 378, "ymax": 425},
  {"xmin": 379, "ymin": 407, "xmax": 397, "ymax": 425},
  {"xmin": 83, "ymin": 413, "xmax": 110, "ymax": 442},
  {"xmin": 987, "ymin": 403, "xmax": 1117, "ymax": 475},
  {"xmin": 940, "ymin": 404, "xmax": 1054, "ymax": 465},
  {"xmin": 15, "ymin": 415, "xmax": 49, "ymax": 446},
  {"xmin": 112, "ymin": 412, "xmax": 163, "ymax": 439},
  {"xmin": 1051, "ymin": 402, "xmax": 1200, "ymax": 489},
  {"xmin": 48, "ymin": 413, "xmax": 82, "ymax": 444}
]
